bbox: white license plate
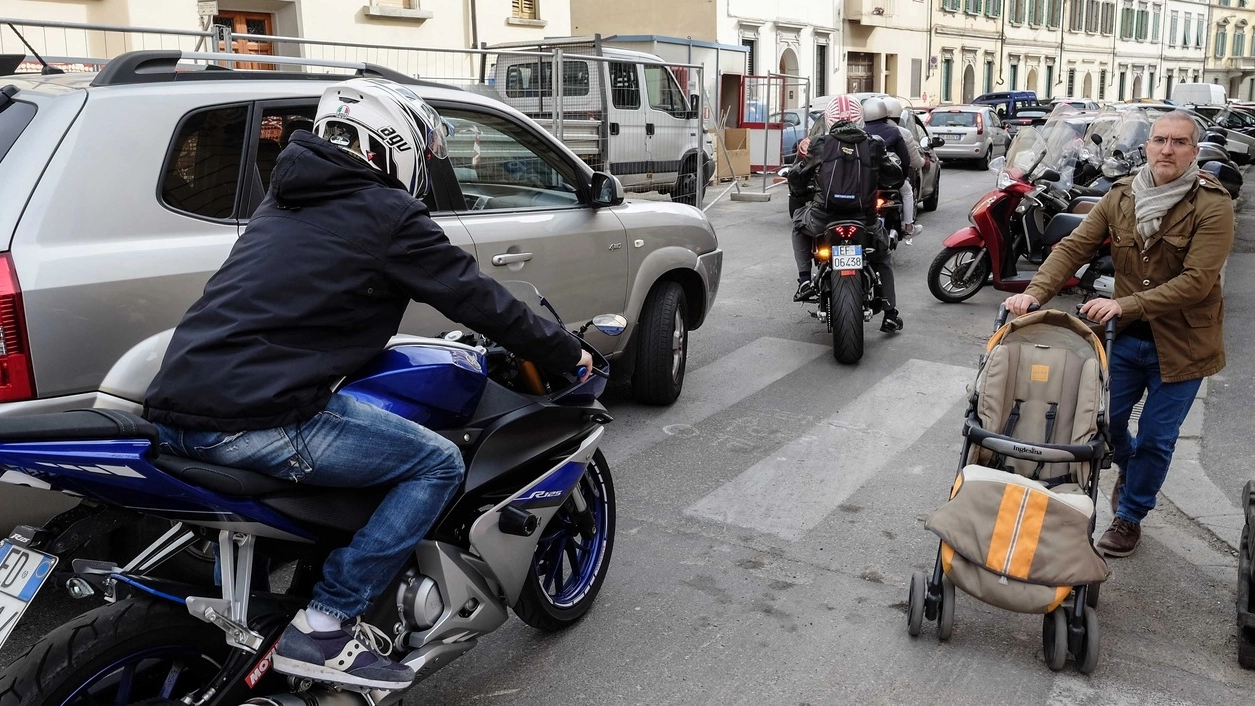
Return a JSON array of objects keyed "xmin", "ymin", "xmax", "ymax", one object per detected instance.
[
  {"xmin": 942, "ymin": 134, "xmax": 960, "ymax": 142},
  {"xmin": 834, "ymin": 245, "xmax": 863, "ymax": 270},
  {"xmin": 0, "ymin": 541, "xmax": 58, "ymax": 650}
]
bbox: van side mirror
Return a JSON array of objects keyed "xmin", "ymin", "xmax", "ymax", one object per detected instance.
[{"xmin": 590, "ymin": 171, "xmax": 624, "ymax": 207}]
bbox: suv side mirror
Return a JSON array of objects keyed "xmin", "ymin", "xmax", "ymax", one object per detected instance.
[{"xmin": 590, "ymin": 171, "xmax": 625, "ymax": 207}]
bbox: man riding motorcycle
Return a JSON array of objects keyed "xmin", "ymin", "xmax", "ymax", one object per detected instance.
[
  {"xmin": 882, "ymin": 96, "xmax": 924, "ymax": 237},
  {"xmin": 144, "ymin": 78, "xmax": 592, "ymax": 691},
  {"xmin": 788, "ymin": 94, "xmax": 903, "ymax": 333}
]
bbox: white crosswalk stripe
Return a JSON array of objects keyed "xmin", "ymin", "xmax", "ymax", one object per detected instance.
[{"xmin": 684, "ymin": 358, "xmax": 974, "ymax": 540}]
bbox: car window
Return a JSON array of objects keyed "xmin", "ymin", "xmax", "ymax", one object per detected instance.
[
  {"xmin": 609, "ymin": 62, "xmax": 641, "ymax": 110},
  {"xmin": 643, "ymin": 64, "xmax": 688, "ymax": 118},
  {"xmin": 931, "ymin": 111, "xmax": 979, "ymax": 128},
  {"xmin": 161, "ymin": 105, "xmax": 249, "ymax": 220},
  {"xmin": 987, "ymin": 110, "xmax": 1002, "ymax": 127},
  {"xmin": 504, "ymin": 60, "xmax": 591, "ymax": 98},
  {"xmin": 256, "ymin": 105, "xmax": 316, "ymax": 193},
  {"xmin": 441, "ymin": 107, "xmax": 582, "ymax": 211},
  {"xmin": 0, "ymin": 98, "xmax": 36, "ymax": 164}
]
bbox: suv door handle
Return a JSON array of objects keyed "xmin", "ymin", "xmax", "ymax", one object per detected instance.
[
  {"xmin": 491, "ymin": 252, "xmax": 533, "ymax": 266},
  {"xmin": 646, "ymin": 123, "xmax": 655, "ymax": 136}
]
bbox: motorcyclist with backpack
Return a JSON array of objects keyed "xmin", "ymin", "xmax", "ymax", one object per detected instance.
[
  {"xmin": 788, "ymin": 94, "xmax": 903, "ymax": 333},
  {"xmin": 881, "ymin": 97, "xmax": 925, "ymax": 238}
]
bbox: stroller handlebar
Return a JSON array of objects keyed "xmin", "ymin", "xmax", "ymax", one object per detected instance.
[{"xmin": 964, "ymin": 418, "xmax": 1105, "ymax": 463}]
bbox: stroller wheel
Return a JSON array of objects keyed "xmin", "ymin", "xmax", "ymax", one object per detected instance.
[
  {"xmin": 1075, "ymin": 606, "xmax": 1100, "ymax": 674},
  {"xmin": 937, "ymin": 574, "xmax": 955, "ymax": 641},
  {"xmin": 907, "ymin": 571, "xmax": 926, "ymax": 637},
  {"xmin": 1085, "ymin": 581, "xmax": 1100, "ymax": 610},
  {"xmin": 1043, "ymin": 609, "xmax": 1067, "ymax": 671}
]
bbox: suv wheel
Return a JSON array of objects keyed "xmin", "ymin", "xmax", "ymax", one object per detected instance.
[{"xmin": 632, "ymin": 281, "xmax": 688, "ymax": 405}]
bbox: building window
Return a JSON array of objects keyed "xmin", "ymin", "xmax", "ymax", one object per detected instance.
[
  {"xmin": 1183, "ymin": 13, "xmax": 1192, "ymax": 47},
  {"xmin": 1047, "ymin": 0, "xmax": 1063, "ymax": 26},
  {"xmin": 1100, "ymin": 69, "xmax": 1108, "ymax": 99},
  {"xmin": 986, "ymin": 0, "xmax": 1003, "ymax": 17},
  {"xmin": 1135, "ymin": 3, "xmax": 1149, "ymax": 40},
  {"xmin": 1067, "ymin": 67, "xmax": 1076, "ymax": 95},
  {"xmin": 1217, "ymin": 28, "xmax": 1228, "ymax": 58},
  {"xmin": 1196, "ymin": 18, "xmax": 1204, "ymax": 48},
  {"xmin": 965, "ymin": 0, "xmax": 982, "ymax": 14},
  {"xmin": 942, "ymin": 57, "xmax": 953, "ymax": 102},
  {"xmin": 1148, "ymin": 70, "xmax": 1155, "ymax": 99},
  {"xmin": 1028, "ymin": 0, "xmax": 1043, "ymax": 24},
  {"xmin": 1117, "ymin": 70, "xmax": 1124, "ymax": 100},
  {"xmin": 985, "ymin": 59, "xmax": 995, "ymax": 93},
  {"xmin": 1009, "ymin": 63, "xmax": 1019, "ymax": 89},
  {"xmin": 1046, "ymin": 64, "xmax": 1055, "ymax": 97},
  {"xmin": 1098, "ymin": 1, "xmax": 1113, "ymax": 34},
  {"xmin": 511, "ymin": 0, "xmax": 538, "ymax": 19},
  {"xmin": 742, "ymin": 38, "xmax": 756, "ymax": 74},
  {"xmin": 1221, "ymin": 0, "xmax": 1230, "ymax": 5},
  {"xmin": 815, "ymin": 44, "xmax": 828, "ymax": 97},
  {"xmin": 911, "ymin": 58, "xmax": 923, "ymax": 97},
  {"xmin": 1151, "ymin": 5, "xmax": 1161, "ymax": 41},
  {"xmin": 1070, "ymin": 0, "xmax": 1084, "ymax": 30},
  {"xmin": 1168, "ymin": 11, "xmax": 1177, "ymax": 46},
  {"xmin": 1120, "ymin": 6, "xmax": 1134, "ymax": 39},
  {"xmin": 942, "ymin": 0, "xmax": 962, "ymax": 11},
  {"xmin": 1236, "ymin": 31, "xmax": 1246, "ymax": 57},
  {"xmin": 1165, "ymin": 70, "xmax": 1173, "ymax": 99},
  {"xmin": 1249, "ymin": 78, "xmax": 1254, "ymax": 101},
  {"xmin": 1010, "ymin": 0, "xmax": 1026, "ymax": 22}
]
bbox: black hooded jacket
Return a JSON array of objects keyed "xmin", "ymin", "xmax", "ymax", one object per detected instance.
[
  {"xmin": 863, "ymin": 118, "xmax": 912, "ymax": 173},
  {"xmin": 144, "ymin": 131, "xmax": 581, "ymax": 432}
]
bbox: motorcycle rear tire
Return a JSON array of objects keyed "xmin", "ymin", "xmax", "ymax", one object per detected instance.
[
  {"xmin": 830, "ymin": 272, "xmax": 865, "ymax": 364},
  {"xmin": 514, "ymin": 450, "xmax": 616, "ymax": 632},
  {"xmin": 0, "ymin": 598, "xmax": 230, "ymax": 706}
]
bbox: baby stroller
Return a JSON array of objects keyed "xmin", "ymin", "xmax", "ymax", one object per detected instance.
[{"xmin": 907, "ymin": 307, "xmax": 1116, "ymax": 673}]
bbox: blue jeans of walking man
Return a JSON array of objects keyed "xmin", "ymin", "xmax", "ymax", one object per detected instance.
[
  {"xmin": 155, "ymin": 392, "xmax": 463, "ymax": 622},
  {"xmin": 1107, "ymin": 335, "xmax": 1203, "ymax": 524}
]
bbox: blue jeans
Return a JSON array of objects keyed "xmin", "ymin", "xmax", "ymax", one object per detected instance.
[
  {"xmin": 155, "ymin": 393, "xmax": 464, "ymax": 622},
  {"xmin": 1108, "ymin": 335, "xmax": 1203, "ymax": 524}
]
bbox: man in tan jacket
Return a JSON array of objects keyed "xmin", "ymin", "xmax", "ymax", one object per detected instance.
[{"xmin": 1005, "ymin": 110, "xmax": 1234, "ymax": 557}]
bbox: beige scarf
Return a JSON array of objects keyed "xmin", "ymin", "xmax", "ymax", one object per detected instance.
[{"xmin": 1131, "ymin": 161, "xmax": 1198, "ymax": 252}]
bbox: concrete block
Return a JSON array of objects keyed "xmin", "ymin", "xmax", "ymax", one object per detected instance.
[{"xmin": 731, "ymin": 191, "xmax": 772, "ymax": 202}]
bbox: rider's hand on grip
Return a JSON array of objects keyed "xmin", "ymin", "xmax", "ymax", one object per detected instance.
[
  {"xmin": 576, "ymin": 350, "xmax": 594, "ymax": 382},
  {"xmin": 1003, "ymin": 293, "xmax": 1041, "ymax": 317}
]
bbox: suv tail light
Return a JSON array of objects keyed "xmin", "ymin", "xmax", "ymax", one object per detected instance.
[
  {"xmin": 976, "ymin": 113, "xmax": 985, "ymax": 135},
  {"xmin": 0, "ymin": 254, "xmax": 35, "ymax": 402}
]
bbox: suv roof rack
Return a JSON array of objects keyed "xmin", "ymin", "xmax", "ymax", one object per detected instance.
[{"xmin": 90, "ymin": 50, "xmax": 454, "ymax": 90}]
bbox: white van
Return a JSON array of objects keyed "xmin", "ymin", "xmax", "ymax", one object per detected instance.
[
  {"xmin": 491, "ymin": 46, "xmax": 712, "ymax": 205},
  {"xmin": 1173, "ymin": 83, "xmax": 1227, "ymax": 106}
]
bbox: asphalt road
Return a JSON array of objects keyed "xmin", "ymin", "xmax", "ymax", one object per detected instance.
[{"xmin": 3, "ymin": 163, "xmax": 1251, "ymax": 704}]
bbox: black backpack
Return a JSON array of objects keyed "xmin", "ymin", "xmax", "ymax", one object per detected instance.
[{"xmin": 816, "ymin": 133, "xmax": 879, "ymax": 214}]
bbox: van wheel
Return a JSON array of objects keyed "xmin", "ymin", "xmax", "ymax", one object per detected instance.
[
  {"xmin": 631, "ymin": 282, "xmax": 687, "ymax": 405},
  {"xmin": 670, "ymin": 160, "xmax": 700, "ymax": 207}
]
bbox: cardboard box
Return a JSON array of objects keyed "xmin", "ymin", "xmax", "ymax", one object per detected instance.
[{"xmin": 717, "ymin": 128, "xmax": 750, "ymax": 179}]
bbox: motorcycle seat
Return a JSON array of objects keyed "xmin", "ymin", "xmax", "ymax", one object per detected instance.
[
  {"xmin": 1070, "ymin": 184, "xmax": 1105, "ymax": 197},
  {"xmin": 152, "ymin": 454, "xmax": 294, "ymax": 497},
  {"xmin": 0, "ymin": 408, "xmax": 158, "ymax": 444},
  {"xmin": 1043, "ymin": 212, "xmax": 1086, "ymax": 247}
]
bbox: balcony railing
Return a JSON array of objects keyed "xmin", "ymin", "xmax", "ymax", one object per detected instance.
[{"xmin": 1227, "ymin": 56, "xmax": 1255, "ymax": 70}]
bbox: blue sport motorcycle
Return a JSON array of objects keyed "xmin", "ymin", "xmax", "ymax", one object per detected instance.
[{"xmin": 0, "ymin": 285, "xmax": 622, "ymax": 706}]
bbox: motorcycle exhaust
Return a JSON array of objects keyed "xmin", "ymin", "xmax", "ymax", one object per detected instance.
[{"xmin": 244, "ymin": 691, "xmax": 374, "ymax": 706}]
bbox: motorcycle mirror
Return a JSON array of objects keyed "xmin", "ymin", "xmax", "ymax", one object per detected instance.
[
  {"xmin": 987, "ymin": 155, "xmax": 1007, "ymax": 172},
  {"xmin": 590, "ymin": 314, "xmax": 627, "ymax": 337},
  {"xmin": 778, "ymin": 167, "xmax": 791, "ymax": 177},
  {"xmin": 1090, "ymin": 133, "xmax": 1103, "ymax": 145},
  {"xmin": 1039, "ymin": 168, "xmax": 1062, "ymax": 182}
]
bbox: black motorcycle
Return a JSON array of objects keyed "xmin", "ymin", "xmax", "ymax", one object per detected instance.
[{"xmin": 807, "ymin": 218, "xmax": 892, "ymax": 364}]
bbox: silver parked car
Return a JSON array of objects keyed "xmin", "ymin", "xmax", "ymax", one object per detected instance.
[
  {"xmin": 0, "ymin": 51, "xmax": 722, "ymax": 542},
  {"xmin": 924, "ymin": 104, "xmax": 1011, "ymax": 169}
]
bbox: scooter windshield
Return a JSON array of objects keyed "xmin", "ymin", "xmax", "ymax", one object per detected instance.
[{"xmin": 1082, "ymin": 107, "xmax": 1152, "ymax": 178}]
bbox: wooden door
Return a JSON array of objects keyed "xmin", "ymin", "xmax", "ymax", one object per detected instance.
[{"xmin": 213, "ymin": 11, "xmax": 275, "ymax": 70}]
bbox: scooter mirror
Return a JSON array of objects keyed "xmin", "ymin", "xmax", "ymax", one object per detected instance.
[{"xmin": 591, "ymin": 314, "xmax": 628, "ymax": 337}]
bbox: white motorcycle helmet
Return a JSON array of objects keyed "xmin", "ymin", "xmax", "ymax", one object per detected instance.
[
  {"xmin": 862, "ymin": 97, "xmax": 889, "ymax": 122},
  {"xmin": 313, "ymin": 78, "xmax": 448, "ymax": 198},
  {"xmin": 882, "ymin": 97, "xmax": 905, "ymax": 121}
]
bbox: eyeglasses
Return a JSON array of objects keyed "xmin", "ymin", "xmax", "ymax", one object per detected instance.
[{"xmin": 1148, "ymin": 136, "xmax": 1195, "ymax": 148}]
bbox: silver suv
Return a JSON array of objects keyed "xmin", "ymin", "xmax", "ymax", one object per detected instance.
[{"xmin": 0, "ymin": 50, "xmax": 722, "ymax": 531}]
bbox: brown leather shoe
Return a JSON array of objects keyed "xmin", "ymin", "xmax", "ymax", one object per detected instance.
[
  {"xmin": 1096, "ymin": 517, "xmax": 1141, "ymax": 557},
  {"xmin": 1110, "ymin": 472, "xmax": 1124, "ymax": 514}
]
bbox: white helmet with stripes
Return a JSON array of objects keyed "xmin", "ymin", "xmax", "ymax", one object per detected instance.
[{"xmin": 313, "ymin": 78, "xmax": 447, "ymax": 198}]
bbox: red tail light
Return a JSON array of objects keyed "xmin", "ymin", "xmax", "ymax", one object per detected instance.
[
  {"xmin": 975, "ymin": 113, "xmax": 985, "ymax": 135},
  {"xmin": 0, "ymin": 254, "xmax": 35, "ymax": 403},
  {"xmin": 827, "ymin": 223, "xmax": 862, "ymax": 241}
]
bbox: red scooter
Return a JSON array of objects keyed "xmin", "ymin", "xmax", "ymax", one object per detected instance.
[{"xmin": 927, "ymin": 123, "xmax": 1112, "ymax": 303}]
